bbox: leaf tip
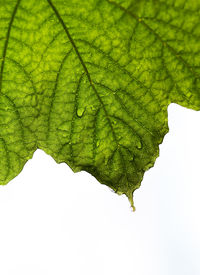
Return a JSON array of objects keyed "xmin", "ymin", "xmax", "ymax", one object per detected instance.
[{"xmin": 127, "ymin": 192, "xmax": 136, "ymax": 212}]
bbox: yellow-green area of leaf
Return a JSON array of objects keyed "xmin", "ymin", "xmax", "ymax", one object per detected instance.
[{"xmin": 0, "ymin": 0, "xmax": 200, "ymax": 210}]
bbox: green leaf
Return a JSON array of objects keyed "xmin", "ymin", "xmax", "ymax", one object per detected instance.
[{"xmin": 1, "ymin": 0, "xmax": 200, "ymax": 209}]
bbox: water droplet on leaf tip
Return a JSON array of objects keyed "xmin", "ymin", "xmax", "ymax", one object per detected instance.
[
  {"xmin": 77, "ymin": 107, "xmax": 85, "ymax": 118},
  {"xmin": 136, "ymin": 141, "xmax": 142, "ymax": 149}
]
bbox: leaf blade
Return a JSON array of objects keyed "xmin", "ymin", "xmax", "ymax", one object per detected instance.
[{"xmin": 0, "ymin": 0, "xmax": 200, "ymax": 208}]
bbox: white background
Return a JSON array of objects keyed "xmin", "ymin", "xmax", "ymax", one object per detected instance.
[{"xmin": 0, "ymin": 103, "xmax": 200, "ymax": 275}]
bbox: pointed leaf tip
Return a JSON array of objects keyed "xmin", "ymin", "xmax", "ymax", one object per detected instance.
[{"xmin": 127, "ymin": 192, "xmax": 136, "ymax": 212}]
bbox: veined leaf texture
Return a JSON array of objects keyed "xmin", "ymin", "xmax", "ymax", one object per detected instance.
[{"xmin": 0, "ymin": 0, "xmax": 200, "ymax": 209}]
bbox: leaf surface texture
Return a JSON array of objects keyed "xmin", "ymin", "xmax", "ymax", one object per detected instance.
[{"xmin": 0, "ymin": 0, "xmax": 200, "ymax": 207}]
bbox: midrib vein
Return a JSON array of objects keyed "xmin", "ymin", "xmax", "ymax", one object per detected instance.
[
  {"xmin": 47, "ymin": 0, "xmax": 130, "ymax": 183},
  {"xmin": 0, "ymin": 0, "xmax": 21, "ymax": 93}
]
